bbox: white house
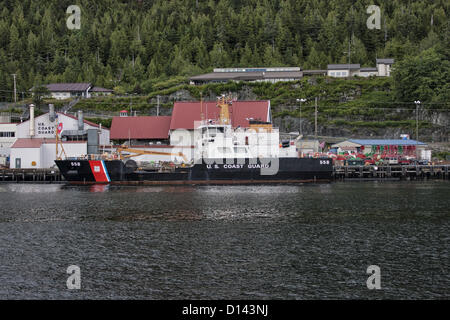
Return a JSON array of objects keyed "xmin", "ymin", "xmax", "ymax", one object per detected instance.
[
  {"xmin": 189, "ymin": 67, "xmax": 303, "ymax": 85},
  {"xmin": 31, "ymin": 83, "xmax": 92, "ymax": 100},
  {"xmin": 376, "ymin": 59, "xmax": 394, "ymax": 77},
  {"xmin": 30, "ymin": 83, "xmax": 114, "ymax": 100},
  {"xmin": 327, "ymin": 64, "xmax": 361, "ymax": 77},
  {"xmin": 90, "ymin": 87, "xmax": 114, "ymax": 97},
  {"xmin": 327, "ymin": 59, "xmax": 395, "ymax": 78},
  {"xmin": 359, "ymin": 67, "xmax": 379, "ymax": 77}
]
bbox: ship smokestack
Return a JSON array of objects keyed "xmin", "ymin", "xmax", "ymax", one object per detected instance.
[
  {"xmin": 29, "ymin": 104, "xmax": 35, "ymax": 137},
  {"xmin": 49, "ymin": 104, "xmax": 55, "ymax": 122},
  {"xmin": 78, "ymin": 110, "xmax": 84, "ymax": 131}
]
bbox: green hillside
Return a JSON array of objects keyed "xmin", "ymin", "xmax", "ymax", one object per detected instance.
[{"xmin": 0, "ymin": 0, "xmax": 449, "ymax": 98}]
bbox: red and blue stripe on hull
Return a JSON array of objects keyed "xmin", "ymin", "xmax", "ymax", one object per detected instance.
[{"xmin": 88, "ymin": 160, "xmax": 111, "ymax": 182}]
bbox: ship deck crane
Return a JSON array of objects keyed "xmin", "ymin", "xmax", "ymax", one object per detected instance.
[{"xmin": 116, "ymin": 146, "xmax": 189, "ymax": 163}]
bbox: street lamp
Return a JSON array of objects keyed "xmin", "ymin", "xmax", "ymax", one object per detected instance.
[
  {"xmin": 296, "ymin": 98, "xmax": 307, "ymax": 136},
  {"xmin": 414, "ymin": 100, "xmax": 421, "ymax": 160}
]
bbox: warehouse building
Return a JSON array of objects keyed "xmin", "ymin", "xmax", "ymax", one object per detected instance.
[{"xmin": 110, "ymin": 115, "xmax": 171, "ymax": 145}]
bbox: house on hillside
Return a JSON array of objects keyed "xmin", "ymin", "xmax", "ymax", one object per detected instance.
[
  {"xmin": 189, "ymin": 67, "xmax": 303, "ymax": 85},
  {"xmin": 376, "ymin": 58, "xmax": 394, "ymax": 77},
  {"xmin": 30, "ymin": 83, "xmax": 114, "ymax": 100},
  {"xmin": 327, "ymin": 64, "xmax": 361, "ymax": 77},
  {"xmin": 359, "ymin": 67, "xmax": 379, "ymax": 77},
  {"xmin": 327, "ymin": 58, "xmax": 395, "ymax": 78},
  {"xmin": 90, "ymin": 86, "xmax": 114, "ymax": 97}
]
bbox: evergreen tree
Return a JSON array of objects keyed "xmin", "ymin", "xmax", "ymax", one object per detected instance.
[{"xmin": 0, "ymin": 0, "xmax": 446, "ymax": 97}]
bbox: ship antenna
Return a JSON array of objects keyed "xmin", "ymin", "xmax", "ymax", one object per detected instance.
[{"xmin": 217, "ymin": 94, "xmax": 231, "ymax": 125}]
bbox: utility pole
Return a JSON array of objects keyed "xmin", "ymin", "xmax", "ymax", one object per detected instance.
[
  {"xmin": 414, "ymin": 100, "xmax": 421, "ymax": 160},
  {"xmin": 348, "ymin": 37, "xmax": 351, "ymax": 66},
  {"xmin": 384, "ymin": 17, "xmax": 387, "ymax": 44},
  {"xmin": 156, "ymin": 95, "xmax": 160, "ymax": 116},
  {"xmin": 11, "ymin": 74, "xmax": 17, "ymax": 103},
  {"xmin": 314, "ymin": 97, "xmax": 318, "ymax": 140},
  {"xmin": 296, "ymin": 98, "xmax": 307, "ymax": 137},
  {"xmin": 129, "ymin": 93, "xmax": 133, "ymax": 116}
]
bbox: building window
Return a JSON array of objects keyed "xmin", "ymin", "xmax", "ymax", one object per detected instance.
[
  {"xmin": 0, "ymin": 132, "xmax": 15, "ymax": 138},
  {"xmin": 330, "ymin": 72, "xmax": 335, "ymax": 76}
]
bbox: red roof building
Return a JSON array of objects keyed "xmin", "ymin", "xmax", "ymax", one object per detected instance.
[
  {"xmin": 170, "ymin": 100, "xmax": 271, "ymax": 130},
  {"xmin": 110, "ymin": 116, "xmax": 171, "ymax": 140}
]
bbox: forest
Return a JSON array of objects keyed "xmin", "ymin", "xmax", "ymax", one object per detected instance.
[{"xmin": 0, "ymin": 0, "xmax": 448, "ymax": 101}]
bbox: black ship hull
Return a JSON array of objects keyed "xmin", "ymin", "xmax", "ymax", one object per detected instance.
[{"xmin": 55, "ymin": 158, "xmax": 333, "ymax": 185}]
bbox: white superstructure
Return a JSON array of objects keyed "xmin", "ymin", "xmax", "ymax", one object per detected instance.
[{"xmin": 190, "ymin": 96, "xmax": 298, "ymax": 162}]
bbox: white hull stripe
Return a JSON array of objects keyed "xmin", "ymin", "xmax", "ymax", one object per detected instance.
[{"xmin": 101, "ymin": 160, "xmax": 111, "ymax": 182}]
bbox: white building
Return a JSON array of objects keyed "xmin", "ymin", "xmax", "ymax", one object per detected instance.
[
  {"xmin": 189, "ymin": 67, "xmax": 303, "ymax": 85},
  {"xmin": 327, "ymin": 64, "xmax": 361, "ymax": 77},
  {"xmin": 10, "ymin": 108, "xmax": 110, "ymax": 168},
  {"xmin": 327, "ymin": 59, "xmax": 394, "ymax": 78},
  {"xmin": 16, "ymin": 111, "xmax": 110, "ymax": 145},
  {"xmin": 10, "ymin": 138, "xmax": 87, "ymax": 169},
  {"xmin": 376, "ymin": 59, "xmax": 394, "ymax": 77},
  {"xmin": 30, "ymin": 83, "xmax": 114, "ymax": 100},
  {"xmin": 359, "ymin": 67, "xmax": 379, "ymax": 77},
  {"xmin": 30, "ymin": 83, "xmax": 91, "ymax": 100}
]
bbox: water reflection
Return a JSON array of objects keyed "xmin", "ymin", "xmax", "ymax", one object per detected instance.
[{"xmin": 90, "ymin": 184, "xmax": 110, "ymax": 192}]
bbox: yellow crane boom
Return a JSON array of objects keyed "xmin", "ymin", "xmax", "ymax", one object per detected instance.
[{"xmin": 116, "ymin": 147, "xmax": 189, "ymax": 162}]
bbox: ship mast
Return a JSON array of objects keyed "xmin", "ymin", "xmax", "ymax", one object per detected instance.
[
  {"xmin": 217, "ymin": 94, "xmax": 231, "ymax": 125},
  {"xmin": 200, "ymin": 92, "xmax": 204, "ymax": 123},
  {"xmin": 55, "ymin": 116, "xmax": 67, "ymax": 160}
]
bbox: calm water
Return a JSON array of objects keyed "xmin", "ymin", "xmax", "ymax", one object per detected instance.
[{"xmin": 0, "ymin": 181, "xmax": 448, "ymax": 299}]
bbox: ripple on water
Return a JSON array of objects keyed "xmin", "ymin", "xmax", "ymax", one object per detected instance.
[{"xmin": 0, "ymin": 181, "xmax": 449, "ymax": 299}]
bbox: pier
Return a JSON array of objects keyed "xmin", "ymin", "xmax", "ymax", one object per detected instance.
[
  {"xmin": 333, "ymin": 164, "xmax": 450, "ymax": 180},
  {"xmin": 0, "ymin": 168, "xmax": 62, "ymax": 182}
]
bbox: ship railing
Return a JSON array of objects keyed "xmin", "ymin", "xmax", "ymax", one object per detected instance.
[{"xmin": 65, "ymin": 154, "xmax": 120, "ymax": 161}]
